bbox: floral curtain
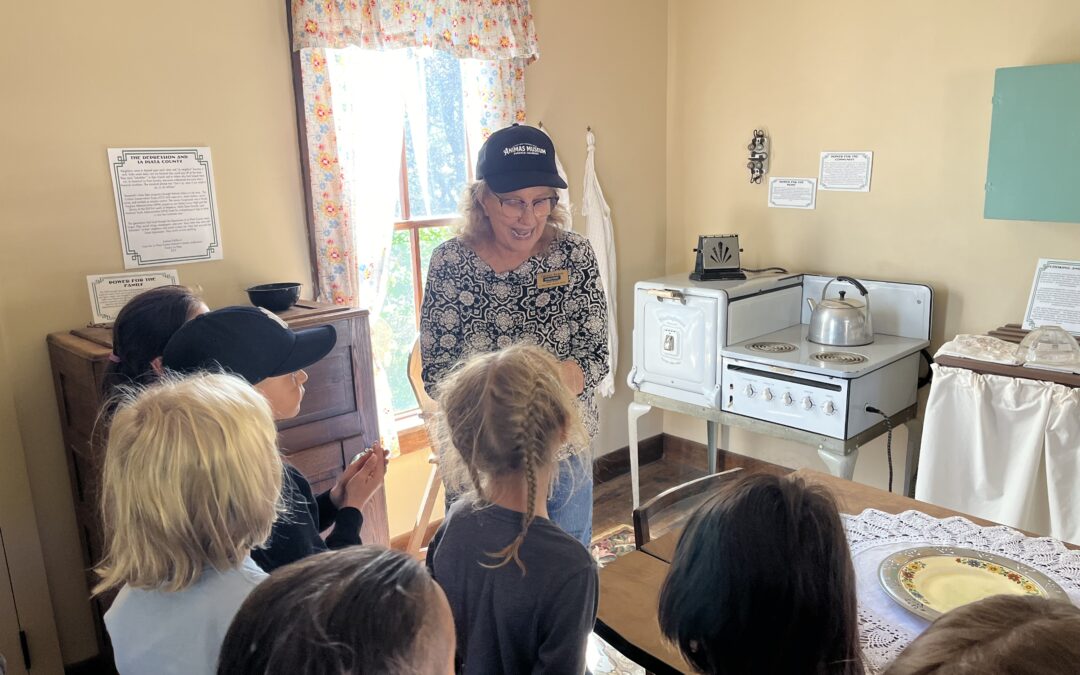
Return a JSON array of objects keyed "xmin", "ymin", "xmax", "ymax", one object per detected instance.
[
  {"xmin": 292, "ymin": 0, "xmax": 539, "ymax": 61},
  {"xmin": 294, "ymin": 0, "xmax": 537, "ymax": 450}
]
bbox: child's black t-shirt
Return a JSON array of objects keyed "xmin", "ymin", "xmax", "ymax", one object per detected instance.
[{"xmin": 427, "ymin": 497, "xmax": 598, "ymax": 675}]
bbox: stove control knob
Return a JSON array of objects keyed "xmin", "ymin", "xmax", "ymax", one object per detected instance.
[
  {"xmin": 782, "ymin": 392, "xmax": 793, "ymax": 406},
  {"xmin": 801, "ymin": 396, "xmax": 814, "ymax": 410},
  {"xmin": 823, "ymin": 401, "xmax": 836, "ymax": 415},
  {"xmin": 744, "ymin": 384, "xmax": 755, "ymax": 398},
  {"xmin": 763, "ymin": 388, "xmax": 773, "ymax": 401}
]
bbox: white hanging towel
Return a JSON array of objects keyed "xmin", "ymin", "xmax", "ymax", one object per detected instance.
[
  {"xmin": 539, "ymin": 123, "xmax": 572, "ymax": 230},
  {"xmin": 582, "ymin": 129, "xmax": 618, "ymax": 397}
]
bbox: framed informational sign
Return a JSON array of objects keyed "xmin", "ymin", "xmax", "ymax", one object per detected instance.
[
  {"xmin": 86, "ymin": 270, "xmax": 180, "ymax": 325},
  {"xmin": 108, "ymin": 147, "xmax": 223, "ymax": 269},
  {"xmin": 1023, "ymin": 258, "xmax": 1080, "ymax": 334}
]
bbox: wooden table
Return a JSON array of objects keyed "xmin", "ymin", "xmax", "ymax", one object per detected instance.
[
  {"xmin": 595, "ymin": 469, "xmax": 1068, "ymax": 674},
  {"xmin": 641, "ymin": 469, "xmax": 998, "ymax": 563}
]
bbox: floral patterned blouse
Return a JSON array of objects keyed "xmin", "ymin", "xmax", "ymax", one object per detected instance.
[{"xmin": 419, "ymin": 230, "xmax": 610, "ymax": 445}]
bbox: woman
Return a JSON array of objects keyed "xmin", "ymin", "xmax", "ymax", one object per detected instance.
[{"xmin": 419, "ymin": 123, "xmax": 609, "ymax": 547}]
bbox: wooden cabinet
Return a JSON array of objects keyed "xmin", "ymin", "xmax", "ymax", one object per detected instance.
[{"xmin": 47, "ymin": 301, "xmax": 387, "ymax": 665}]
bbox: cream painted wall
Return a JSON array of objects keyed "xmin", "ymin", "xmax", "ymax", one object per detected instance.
[
  {"xmin": 1, "ymin": 2, "xmax": 312, "ymax": 662},
  {"xmin": 528, "ymin": 0, "xmax": 668, "ymax": 457},
  {"xmin": 0, "ymin": 312, "xmax": 64, "ymax": 674},
  {"xmin": 664, "ymin": 2, "xmax": 1080, "ymax": 488}
]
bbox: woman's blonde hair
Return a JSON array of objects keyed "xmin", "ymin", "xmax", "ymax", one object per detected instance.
[
  {"xmin": 456, "ymin": 179, "xmax": 571, "ymax": 248},
  {"xmin": 434, "ymin": 344, "xmax": 585, "ymax": 573},
  {"xmin": 884, "ymin": 595, "xmax": 1080, "ymax": 674},
  {"xmin": 94, "ymin": 372, "xmax": 283, "ymax": 594}
]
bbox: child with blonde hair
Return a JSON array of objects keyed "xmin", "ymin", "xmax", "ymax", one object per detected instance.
[
  {"xmin": 95, "ymin": 372, "xmax": 283, "ymax": 675},
  {"xmin": 426, "ymin": 344, "xmax": 598, "ymax": 675}
]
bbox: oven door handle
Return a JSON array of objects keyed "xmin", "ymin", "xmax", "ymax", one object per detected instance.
[{"xmin": 647, "ymin": 288, "xmax": 686, "ymax": 304}]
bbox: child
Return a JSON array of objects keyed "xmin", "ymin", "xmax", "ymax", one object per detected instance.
[
  {"xmin": 884, "ymin": 594, "xmax": 1080, "ymax": 674},
  {"xmin": 161, "ymin": 306, "xmax": 387, "ymax": 571},
  {"xmin": 95, "ymin": 372, "xmax": 282, "ymax": 674},
  {"xmin": 426, "ymin": 344, "xmax": 597, "ymax": 675},
  {"xmin": 657, "ymin": 473, "xmax": 863, "ymax": 675},
  {"xmin": 217, "ymin": 546, "xmax": 456, "ymax": 675},
  {"xmin": 100, "ymin": 285, "xmax": 207, "ymax": 399}
]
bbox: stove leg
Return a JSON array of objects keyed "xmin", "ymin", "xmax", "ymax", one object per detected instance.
[
  {"xmin": 707, "ymin": 421, "xmax": 718, "ymax": 475},
  {"xmin": 818, "ymin": 448, "xmax": 858, "ymax": 481},
  {"xmin": 903, "ymin": 417, "xmax": 924, "ymax": 498},
  {"xmin": 628, "ymin": 401, "xmax": 653, "ymax": 509}
]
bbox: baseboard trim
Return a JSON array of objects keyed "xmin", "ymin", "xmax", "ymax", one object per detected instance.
[{"xmin": 593, "ymin": 433, "xmax": 664, "ymax": 484}]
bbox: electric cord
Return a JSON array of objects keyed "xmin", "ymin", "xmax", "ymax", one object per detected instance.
[
  {"xmin": 865, "ymin": 404, "xmax": 894, "ymax": 493},
  {"xmin": 740, "ymin": 266, "xmax": 789, "ymax": 274},
  {"xmin": 918, "ymin": 348, "xmax": 935, "ymax": 389}
]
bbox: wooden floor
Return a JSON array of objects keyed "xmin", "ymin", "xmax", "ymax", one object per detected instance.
[{"xmin": 593, "ymin": 438, "xmax": 791, "ymax": 542}]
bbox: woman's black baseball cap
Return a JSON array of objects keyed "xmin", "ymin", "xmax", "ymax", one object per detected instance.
[
  {"xmin": 476, "ymin": 123, "xmax": 568, "ymax": 193},
  {"xmin": 162, "ymin": 306, "xmax": 336, "ymax": 385}
]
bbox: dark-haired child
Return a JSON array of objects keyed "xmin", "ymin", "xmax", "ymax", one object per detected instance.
[
  {"xmin": 218, "ymin": 546, "xmax": 455, "ymax": 675},
  {"xmin": 100, "ymin": 285, "xmax": 207, "ymax": 400},
  {"xmin": 163, "ymin": 306, "xmax": 387, "ymax": 572},
  {"xmin": 426, "ymin": 344, "xmax": 597, "ymax": 675},
  {"xmin": 658, "ymin": 473, "xmax": 863, "ymax": 675}
]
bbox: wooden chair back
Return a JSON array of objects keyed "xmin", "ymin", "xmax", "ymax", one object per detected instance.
[
  {"xmin": 407, "ymin": 337, "xmax": 437, "ymax": 416},
  {"xmin": 632, "ymin": 467, "xmax": 744, "ymax": 549},
  {"xmin": 405, "ymin": 336, "xmax": 443, "ymax": 558}
]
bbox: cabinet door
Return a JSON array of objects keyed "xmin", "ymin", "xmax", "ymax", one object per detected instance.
[{"xmin": 0, "ymin": 529, "xmax": 27, "ymax": 675}]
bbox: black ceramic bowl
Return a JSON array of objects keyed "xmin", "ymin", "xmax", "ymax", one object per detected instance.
[{"xmin": 246, "ymin": 282, "xmax": 301, "ymax": 312}]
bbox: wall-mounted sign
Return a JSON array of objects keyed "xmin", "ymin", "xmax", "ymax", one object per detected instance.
[
  {"xmin": 108, "ymin": 147, "xmax": 223, "ymax": 269},
  {"xmin": 768, "ymin": 177, "xmax": 817, "ymax": 209},
  {"xmin": 819, "ymin": 151, "xmax": 873, "ymax": 192},
  {"xmin": 86, "ymin": 270, "xmax": 180, "ymax": 325},
  {"xmin": 1023, "ymin": 258, "xmax": 1080, "ymax": 335}
]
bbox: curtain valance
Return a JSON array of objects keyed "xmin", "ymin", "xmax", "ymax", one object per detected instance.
[{"xmin": 291, "ymin": 0, "xmax": 538, "ymax": 61}]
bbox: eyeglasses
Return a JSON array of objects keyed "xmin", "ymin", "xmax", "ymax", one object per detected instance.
[{"xmin": 494, "ymin": 194, "xmax": 559, "ymax": 220}]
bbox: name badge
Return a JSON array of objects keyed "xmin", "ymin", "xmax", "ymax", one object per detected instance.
[{"xmin": 536, "ymin": 269, "xmax": 570, "ymax": 288}]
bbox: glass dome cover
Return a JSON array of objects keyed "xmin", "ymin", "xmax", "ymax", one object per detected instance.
[{"xmin": 1018, "ymin": 325, "xmax": 1080, "ymax": 365}]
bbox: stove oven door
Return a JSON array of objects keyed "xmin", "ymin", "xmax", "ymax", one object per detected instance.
[{"xmin": 630, "ymin": 286, "xmax": 721, "ymax": 408}]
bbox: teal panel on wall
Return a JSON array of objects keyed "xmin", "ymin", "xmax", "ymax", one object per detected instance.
[{"xmin": 984, "ymin": 62, "xmax": 1080, "ymax": 224}]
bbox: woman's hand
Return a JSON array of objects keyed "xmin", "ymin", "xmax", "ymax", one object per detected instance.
[
  {"xmin": 558, "ymin": 359, "xmax": 585, "ymax": 396},
  {"xmin": 330, "ymin": 441, "xmax": 390, "ymax": 510}
]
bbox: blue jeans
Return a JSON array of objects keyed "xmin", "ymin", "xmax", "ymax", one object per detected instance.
[
  {"xmin": 444, "ymin": 454, "xmax": 594, "ymax": 547},
  {"xmin": 547, "ymin": 454, "xmax": 594, "ymax": 547}
]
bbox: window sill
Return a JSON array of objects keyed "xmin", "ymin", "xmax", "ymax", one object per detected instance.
[{"xmin": 395, "ymin": 412, "xmax": 431, "ymax": 456}]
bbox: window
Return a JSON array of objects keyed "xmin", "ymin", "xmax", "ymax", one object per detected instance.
[{"xmin": 377, "ymin": 49, "xmax": 473, "ymax": 418}]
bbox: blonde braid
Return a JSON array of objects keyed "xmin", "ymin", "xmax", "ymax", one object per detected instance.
[
  {"xmin": 434, "ymin": 345, "xmax": 586, "ymax": 575},
  {"xmin": 483, "ymin": 372, "xmax": 557, "ymax": 575}
]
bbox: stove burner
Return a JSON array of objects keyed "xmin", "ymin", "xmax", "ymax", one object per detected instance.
[
  {"xmin": 747, "ymin": 341, "xmax": 798, "ymax": 354},
  {"xmin": 812, "ymin": 351, "xmax": 868, "ymax": 365}
]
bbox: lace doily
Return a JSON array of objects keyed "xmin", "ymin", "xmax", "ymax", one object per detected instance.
[
  {"xmin": 934, "ymin": 334, "xmax": 1023, "ymax": 365},
  {"xmin": 844, "ymin": 509, "xmax": 1080, "ymax": 674}
]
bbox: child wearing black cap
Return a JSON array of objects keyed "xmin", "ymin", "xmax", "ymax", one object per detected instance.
[{"xmin": 163, "ymin": 306, "xmax": 387, "ymax": 572}]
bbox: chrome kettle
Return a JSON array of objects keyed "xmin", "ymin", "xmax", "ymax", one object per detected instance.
[{"xmin": 807, "ymin": 276, "xmax": 874, "ymax": 346}]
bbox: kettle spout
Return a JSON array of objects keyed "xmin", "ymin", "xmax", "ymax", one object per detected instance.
[{"xmin": 806, "ymin": 298, "xmax": 816, "ymax": 312}]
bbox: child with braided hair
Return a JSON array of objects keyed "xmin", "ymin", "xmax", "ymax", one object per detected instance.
[{"xmin": 426, "ymin": 344, "xmax": 598, "ymax": 675}]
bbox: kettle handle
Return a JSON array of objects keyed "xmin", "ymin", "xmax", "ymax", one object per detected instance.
[{"xmin": 835, "ymin": 276, "xmax": 869, "ymax": 296}]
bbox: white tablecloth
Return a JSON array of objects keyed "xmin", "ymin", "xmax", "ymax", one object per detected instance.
[
  {"xmin": 845, "ymin": 508, "xmax": 1080, "ymax": 673},
  {"xmin": 915, "ymin": 364, "xmax": 1080, "ymax": 542}
]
